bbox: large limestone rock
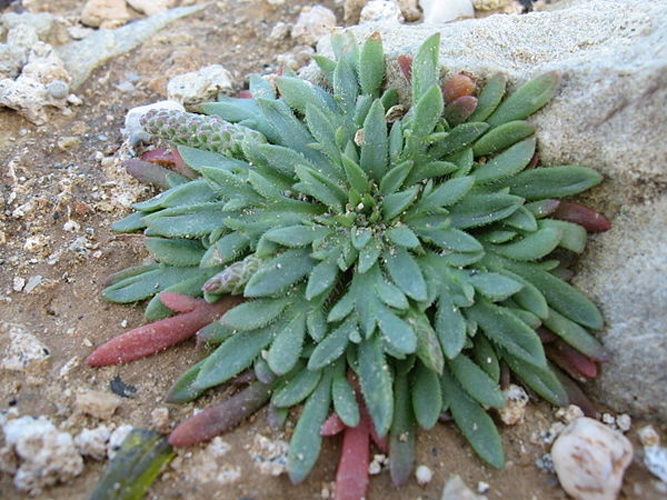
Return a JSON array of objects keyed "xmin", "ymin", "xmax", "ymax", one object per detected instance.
[{"xmin": 315, "ymin": 0, "xmax": 667, "ymax": 419}]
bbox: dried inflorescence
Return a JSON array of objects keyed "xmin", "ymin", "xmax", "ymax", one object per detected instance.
[{"xmin": 89, "ymin": 32, "xmax": 611, "ymax": 498}]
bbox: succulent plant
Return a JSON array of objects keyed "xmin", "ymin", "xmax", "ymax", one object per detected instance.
[{"xmin": 89, "ymin": 32, "xmax": 611, "ymax": 496}]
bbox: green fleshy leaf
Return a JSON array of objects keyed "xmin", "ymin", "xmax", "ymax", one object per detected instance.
[
  {"xmin": 220, "ymin": 298, "xmax": 288, "ymax": 330},
  {"xmin": 195, "ymin": 328, "xmax": 273, "ymax": 391},
  {"xmin": 342, "ymin": 154, "xmax": 369, "ymax": 193},
  {"xmin": 166, "ymin": 359, "xmax": 207, "ymax": 403},
  {"xmin": 404, "ymin": 160, "xmax": 458, "ymax": 185},
  {"xmin": 263, "ymin": 225, "xmax": 330, "ymax": 248},
  {"xmin": 245, "ymin": 249, "xmax": 316, "ymax": 297},
  {"xmin": 306, "ymin": 260, "xmax": 340, "ymax": 300},
  {"xmin": 486, "ymin": 71, "xmax": 560, "ymax": 127},
  {"xmin": 103, "ymin": 264, "xmax": 195, "ymax": 303},
  {"xmin": 377, "ymin": 306, "xmax": 416, "ymax": 356},
  {"xmin": 359, "ymin": 32, "xmax": 385, "ymax": 96},
  {"xmin": 449, "ymin": 356, "xmax": 505, "ymax": 408},
  {"xmin": 333, "ymin": 58, "xmax": 359, "ymax": 115},
  {"xmin": 331, "ymin": 360, "xmax": 360, "ymax": 427},
  {"xmin": 133, "ymin": 179, "xmax": 216, "ymax": 212},
  {"xmin": 408, "ymin": 308, "xmax": 445, "ymax": 374},
  {"xmin": 539, "ymin": 219, "xmax": 587, "ymax": 253},
  {"xmin": 294, "ymin": 165, "xmax": 347, "ymax": 213},
  {"xmin": 416, "ymin": 226, "xmax": 483, "ymax": 253},
  {"xmin": 448, "ymin": 192, "xmax": 523, "ymax": 228},
  {"xmin": 493, "ymin": 227, "xmax": 562, "ymax": 261},
  {"xmin": 376, "ymin": 277, "xmax": 409, "ymax": 310},
  {"xmin": 411, "ymin": 33, "xmax": 440, "ymax": 105},
  {"xmin": 111, "ymin": 210, "xmax": 147, "ymax": 233},
  {"xmin": 435, "ymin": 293, "xmax": 467, "ymax": 359},
  {"xmin": 469, "ymin": 271, "xmax": 524, "ymax": 301},
  {"xmin": 430, "ymin": 122, "xmax": 490, "ymax": 158},
  {"xmin": 268, "ymin": 312, "xmax": 307, "ymax": 375},
  {"xmin": 89, "ymin": 429, "xmax": 174, "ymax": 500},
  {"xmin": 503, "ymin": 205, "xmax": 538, "ymax": 231},
  {"xmin": 143, "ymin": 202, "xmax": 227, "ymax": 238},
  {"xmin": 380, "ymin": 160, "xmax": 414, "ymax": 195},
  {"xmin": 273, "ymin": 367, "xmax": 322, "ymax": 408},
  {"xmin": 288, "ymin": 370, "xmax": 332, "ymax": 484},
  {"xmin": 471, "ymin": 335, "xmax": 500, "ymax": 382},
  {"xmin": 508, "ymin": 263, "xmax": 604, "ymax": 330},
  {"xmin": 200, "ymin": 232, "xmax": 249, "ymax": 267},
  {"xmin": 472, "ymin": 120, "xmax": 535, "ymax": 157},
  {"xmin": 276, "ymin": 76, "xmax": 334, "ymax": 115},
  {"xmin": 443, "ymin": 369, "xmax": 505, "ymax": 468},
  {"xmin": 467, "ymin": 299, "xmax": 546, "ymax": 367},
  {"xmin": 417, "ymin": 176, "xmax": 475, "ymax": 211},
  {"xmin": 357, "ymin": 334, "xmax": 394, "ymax": 437},
  {"xmin": 389, "ymin": 369, "xmax": 416, "ymax": 486},
  {"xmin": 542, "ymin": 308, "xmax": 607, "ymax": 360},
  {"xmin": 358, "ymin": 238, "xmax": 383, "ymax": 273},
  {"xmin": 382, "ymin": 186, "xmax": 420, "ymax": 220},
  {"xmin": 384, "ymin": 247, "xmax": 427, "ymax": 301},
  {"xmin": 505, "ymin": 165, "xmax": 602, "ymax": 200},
  {"xmin": 504, "ymin": 355, "xmax": 568, "ymax": 406},
  {"xmin": 359, "ymin": 100, "xmax": 388, "ymax": 182},
  {"xmin": 407, "ymin": 84, "xmax": 444, "ymax": 147},
  {"xmin": 384, "ymin": 225, "xmax": 421, "ymax": 249},
  {"xmin": 308, "ymin": 316, "xmax": 356, "ymax": 370},
  {"xmin": 144, "ymin": 237, "xmax": 205, "ymax": 266},
  {"xmin": 467, "ymin": 73, "xmax": 507, "ymax": 122},
  {"xmin": 411, "ymin": 361, "xmax": 442, "ymax": 429},
  {"xmin": 474, "ymin": 137, "xmax": 536, "ymax": 183}
]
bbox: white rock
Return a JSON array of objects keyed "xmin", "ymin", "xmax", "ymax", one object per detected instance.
[
  {"xmin": 122, "ymin": 99, "xmax": 185, "ymax": 145},
  {"xmin": 75, "ymin": 390, "xmax": 122, "ymax": 420},
  {"xmin": 415, "ymin": 464, "xmax": 433, "ymax": 485},
  {"xmin": 107, "ymin": 424, "xmax": 134, "ymax": 458},
  {"xmin": 248, "ymin": 434, "xmax": 289, "ymax": 476},
  {"xmin": 126, "ymin": 0, "xmax": 176, "ymax": 16},
  {"xmin": 2, "ymin": 416, "xmax": 84, "ymax": 495},
  {"xmin": 0, "ymin": 322, "xmax": 50, "ymax": 373},
  {"xmin": 292, "ymin": 5, "xmax": 337, "ymax": 46},
  {"xmin": 360, "ymin": 0, "xmax": 404, "ymax": 25},
  {"xmin": 420, "ymin": 0, "xmax": 474, "ymax": 23},
  {"xmin": 167, "ymin": 64, "xmax": 233, "ymax": 107},
  {"xmin": 551, "ymin": 417, "xmax": 633, "ymax": 500},
  {"xmin": 442, "ymin": 475, "xmax": 483, "ymax": 500},
  {"xmin": 81, "ymin": 0, "xmax": 131, "ymax": 29},
  {"xmin": 6, "ymin": 24, "xmax": 40, "ymax": 49},
  {"xmin": 75, "ymin": 425, "xmax": 111, "ymax": 460},
  {"xmin": 498, "ymin": 383, "xmax": 529, "ymax": 425},
  {"xmin": 0, "ymin": 44, "xmax": 27, "ymax": 80}
]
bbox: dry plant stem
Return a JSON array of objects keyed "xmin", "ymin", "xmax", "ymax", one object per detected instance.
[{"xmin": 86, "ymin": 293, "xmax": 241, "ymax": 366}]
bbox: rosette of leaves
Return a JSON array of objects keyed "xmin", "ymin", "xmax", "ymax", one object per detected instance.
[{"xmin": 93, "ymin": 32, "xmax": 610, "ymax": 490}]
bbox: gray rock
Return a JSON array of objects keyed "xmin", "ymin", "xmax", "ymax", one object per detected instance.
[
  {"xmin": 0, "ymin": 12, "xmax": 54, "ymax": 38},
  {"xmin": 56, "ymin": 3, "xmax": 208, "ymax": 89},
  {"xmin": 316, "ymin": 0, "xmax": 667, "ymax": 418}
]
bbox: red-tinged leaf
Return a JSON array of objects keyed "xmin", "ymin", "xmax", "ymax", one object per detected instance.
[
  {"xmin": 444, "ymin": 95, "xmax": 478, "ymax": 125},
  {"xmin": 321, "ymin": 413, "xmax": 346, "ymax": 436},
  {"xmin": 397, "ymin": 55, "xmax": 412, "ymax": 83},
  {"xmin": 442, "ymin": 73, "xmax": 476, "ymax": 103},
  {"xmin": 236, "ymin": 89, "xmax": 253, "ymax": 98},
  {"xmin": 546, "ymin": 341, "xmax": 599, "ymax": 379},
  {"xmin": 159, "ymin": 291, "xmax": 201, "ymax": 313},
  {"xmin": 141, "ymin": 147, "xmax": 195, "ymax": 179},
  {"xmin": 552, "ymin": 201, "xmax": 611, "ymax": 232},
  {"xmin": 124, "ymin": 159, "xmax": 172, "ymax": 189},
  {"xmin": 333, "ymin": 414, "xmax": 370, "ymax": 500},
  {"xmin": 86, "ymin": 295, "xmax": 241, "ymax": 366},
  {"xmin": 169, "ymin": 381, "xmax": 271, "ymax": 446}
]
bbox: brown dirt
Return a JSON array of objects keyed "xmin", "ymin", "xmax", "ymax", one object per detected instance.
[{"xmin": 0, "ymin": 1, "xmax": 664, "ymax": 499}]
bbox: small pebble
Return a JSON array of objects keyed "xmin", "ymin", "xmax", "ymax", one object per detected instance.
[
  {"xmin": 46, "ymin": 80, "xmax": 69, "ymax": 99},
  {"xmin": 551, "ymin": 417, "xmax": 633, "ymax": 500},
  {"xmin": 415, "ymin": 464, "xmax": 433, "ymax": 485},
  {"xmin": 76, "ymin": 389, "xmax": 122, "ymax": 420}
]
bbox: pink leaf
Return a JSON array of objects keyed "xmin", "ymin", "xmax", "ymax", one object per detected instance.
[
  {"xmin": 321, "ymin": 413, "xmax": 346, "ymax": 436},
  {"xmin": 86, "ymin": 294, "xmax": 240, "ymax": 366},
  {"xmin": 333, "ymin": 413, "xmax": 370, "ymax": 500},
  {"xmin": 397, "ymin": 55, "xmax": 412, "ymax": 83},
  {"xmin": 552, "ymin": 201, "xmax": 611, "ymax": 232}
]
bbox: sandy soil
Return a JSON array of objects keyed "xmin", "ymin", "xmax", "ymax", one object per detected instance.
[{"xmin": 0, "ymin": 1, "xmax": 665, "ymax": 499}]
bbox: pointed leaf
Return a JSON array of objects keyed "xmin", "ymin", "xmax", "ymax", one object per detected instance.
[
  {"xmin": 505, "ymin": 165, "xmax": 602, "ymax": 200},
  {"xmin": 474, "ymin": 137, "xmax": 536, "ymax": 182},
  {"xmin": 449, "ymin": 356, "xmax": 505, "ymax": 408},
  {"xmin": 357, "ymin": 335, "xmax": 393, "ymax": 437},
  {"xmin": 472, "ymin": 120, "xmax": 535, "ymax": 157},
  {"xmin": 411, "ymin": 361, "xmax": 442, "ymax": 430},
  {"xmin": 486, "ymin": 72, "xmax": 560, "ymax": 127},
  {"xmin": 384, "ymin": 247, "xmax": 427, "ymax": 301},
  {"xmin": 268, "ymin": 312, "xmax": 306, "ymax": 375},
  {"xmin": 359, "ymin": 100, "xmax": 388, "ymax": 181},
  {"xmin": 245, "ymin": 248, "xmax": 315, "ymax": 297},
  {"xmin": 359, "ymin": 31, "xmax": 385, "ymax": 96}
]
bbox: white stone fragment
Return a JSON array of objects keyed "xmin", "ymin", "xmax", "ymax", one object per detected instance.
[
  {"xmin": 556, "ymin": 404, "xmax": 585, "ymax": 424},
  {"xmin": 420, "ymin": 0, "xmax": 474, "ymax": 23},
  {"xmin": 126, "ymin": 0, "xmax": 176, "ymax": 16},
  {"xmin": 167, "ymin": 64, "xmax": 234, "ymax": 107},
  {"xmin": 75, "ymin": 425, "xmax": 111, "ymax": 460},
  {"xmin": 248, "ymin": 434, "xmax": 289, "ymax": 476},
  {"xmin": 551, "ymin": 417, "xmax": 633, "ymax": 500},
  {"xmin": 291, "ymin": 5, "xmax": 337, "ymax": 46},
  {"xmin": 442, "ymin": 474, "xmax": 483, "ymax": 500},
  {"xmin": 75, "ymin": 390, "xmax": 122, "ymax": 420},
  {"xmin": 0, "ymin": 322, "xmax": 50, "ymax": 373},
  {"xmin": 122, "ymin": 99, "xmax": 185, "ymax": 145},
  {"xmin": 2, "ymin": 416, "xmax": 84, "ymax": 495},
  {"xmin": 498, "ymin": 383, "xmax": 529, "ymax": 425},
  {"xmin": 415, "ymin": 464, "xmax": 433, "ymax": 485},
  {"xmin": 107, "ymin": 424, "xmax": 134, "ymax": 458},
  {"xmin": 360, "ymin": 0, "xmax": 404, "ymax": 25},
  {"xmin": 81, "ymin": 0, "xmax": 130, "ymax": 29}
]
